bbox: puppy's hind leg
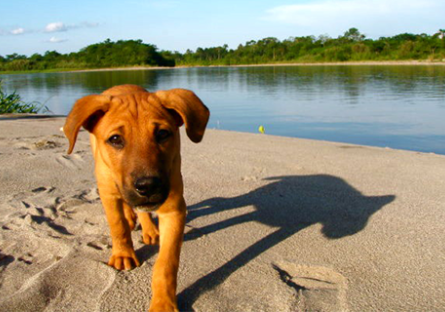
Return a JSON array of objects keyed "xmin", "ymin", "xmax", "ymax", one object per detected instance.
[{"xmin": 138, "ymin": 211, "xmax": 160, "ymax": 245}]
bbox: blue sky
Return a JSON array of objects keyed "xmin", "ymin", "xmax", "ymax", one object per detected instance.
[{"xmin": 1, "ymin": 0, "xmax": 444, "ymax": 56}]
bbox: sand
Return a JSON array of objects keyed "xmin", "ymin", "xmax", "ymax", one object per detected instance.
[{"xmin": 0, "ymin": 116, "xmax": 444, "ymax": 312}]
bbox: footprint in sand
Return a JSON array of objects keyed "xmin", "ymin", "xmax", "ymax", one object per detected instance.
[
  {"xmin": 16, "ymin": 187, "xmax": 58, "ymax": 218},
  {"xmin": 74, "ymin": 188, "xmax": 100, "ymax": 202},
  {"xmin": 86, "ymin": 237, "xmax": 110, "ymax": 251},
  {"xmin": 20, "ymin": 200, "xmax": 56, "ymax": 220},
  {"xmin": 54, "ymin": 190, "xmax": 100, "ymax": 224},
  {"xmin": 17, "ymin": 253, "xmax": 34, "ymax": 265},
  {"xmin": 31, "ymin": 186, "xmax": 55, "ymax": 194},
  {"xmin": 4, "ymin": 188, "xmax": 76, "ymax": 236},
  {"xmin": 56, "ymin": 154, "xmax": 84, "ymax": 170},
  {"xmin": 32, "ymin": 139, "xmax": 61, "ymax": 150},
  {"xmin": 273, "ymin": 261, "xmax": 348, "ymax": 312},
  {"xmin": 57, "ymin": 198, "xmax": 86, "ymax": 210},
  {"xmin": 7, "ymin": 137, "xmax": 63, "ymax": 151}
]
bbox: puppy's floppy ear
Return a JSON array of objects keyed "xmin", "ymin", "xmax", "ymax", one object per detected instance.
[
  {"xmin": 154, "ymin": 89, "xmax": 210, "ymax": 143},
  {"xmin": 64, "ymin": 94, "xmax": 111, "ymax": 154}
]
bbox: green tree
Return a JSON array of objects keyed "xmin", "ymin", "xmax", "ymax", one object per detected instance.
[{"xmin": 342, "ymin": 28, "xmax": 365, "ymax": 42}]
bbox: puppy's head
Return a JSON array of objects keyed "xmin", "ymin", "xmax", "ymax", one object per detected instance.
[{"xmin": 64, "ymin": 85, "xmax": 209, "ymax": 211}]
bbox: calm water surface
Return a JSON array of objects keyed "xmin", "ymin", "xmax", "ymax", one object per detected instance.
[{"xmin": 1, "ymin": 66, "xmax": 445, "ymax": 154}]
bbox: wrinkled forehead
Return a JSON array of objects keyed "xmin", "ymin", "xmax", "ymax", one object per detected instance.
[{"xmin": 99, "ymin": 93, "xmax": 174, "ymax": 133}]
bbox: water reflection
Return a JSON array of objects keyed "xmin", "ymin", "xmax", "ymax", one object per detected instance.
[{"xmin": 1, "ymin": 65, "xmax": 444, "ymax": 154}]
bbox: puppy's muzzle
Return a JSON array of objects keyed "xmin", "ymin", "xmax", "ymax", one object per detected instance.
[
  {"xmin": 134, "ymin": 177, "xmax": 164, "ymax": 200},
  {"xmin": 128, "ymin": 176, "xmax": 169, "ymax": 211}
]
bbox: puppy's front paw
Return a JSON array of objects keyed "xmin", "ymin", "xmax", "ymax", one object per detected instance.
[
  {"xmin": 149, "ymin": 299, "xmax": 178, "ymax": 312},
  {"xmin": 108, "ymin": 249, "xmax": 140, "ymax": 270},
  {"xmin": 142, "ymin": 226, "xmax": 159, "ymax": 245}
]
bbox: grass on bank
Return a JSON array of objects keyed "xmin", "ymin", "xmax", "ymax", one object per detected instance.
[
  {"xmin": 0, "ymin": 68, "xmax": 86, "ymax": 75},
  {"xmin": 0, "ymin": 80, "xmax": 47, "ymax": 114}
]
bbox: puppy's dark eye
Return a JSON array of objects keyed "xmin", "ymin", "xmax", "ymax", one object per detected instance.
[
  {"xmin": 156, "ymin": 129, "xmax": 171, "ymax": 143},
  {"xmin": 107, "ymin": 135, "xmax": 125, "ymax": 148}
]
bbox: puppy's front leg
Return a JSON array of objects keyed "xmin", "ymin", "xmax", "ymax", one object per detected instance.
[
  {"xmin": 100, "ymin": 194, "xmax": 140, "ymax": 270},
  {"xmin": 138, "ymin": 211, "xmax": 160, "ymax": 245},
  {"xmin": 149, "ymin": 201, "xmax": 186, "ymax": 312}
]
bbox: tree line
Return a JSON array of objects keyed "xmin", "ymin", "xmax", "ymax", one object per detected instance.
[{"xmin": 1, "ymin": 28, "xmax": 445, "ymax": 72}]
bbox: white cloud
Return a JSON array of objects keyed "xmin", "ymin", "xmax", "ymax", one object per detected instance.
[
  {"xmin": 11, "ymin": 28, "xmax": 25, "ymax": 35},
  {"xmin": 45, "ymin": 22, "xmax": 68, "ymax": 33},
  {"xmin": 44, "ymin": 21, "xmax": 99, "ymax": 33},
  {"xmin": 48, "ymin": 36, "xmax": 67, "ymax": 43},
  {"xmin": 265, "ymin": 0, "xmax": 445, "ymax": 37},
  {"xmin": 1, "ymin": 21, "xmax": 98, "ymax": 37}
]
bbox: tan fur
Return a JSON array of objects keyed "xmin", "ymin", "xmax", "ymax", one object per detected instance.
[{"xmin": 64, "ymin": 84, "xmax": 209, "ymax": 312}]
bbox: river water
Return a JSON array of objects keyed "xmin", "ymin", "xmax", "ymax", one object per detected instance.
[{"xmin": 1, "ymin": 65, "xmax": 444, "ymax": 154}]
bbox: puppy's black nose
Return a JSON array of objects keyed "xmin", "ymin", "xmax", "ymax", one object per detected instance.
[{"xmin": 134, "ymin": 177, "xmax": 162, "ymax": 196}]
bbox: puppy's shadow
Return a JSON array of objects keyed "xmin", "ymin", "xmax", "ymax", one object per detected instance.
[
  {"xmin": 135, "ymin": 238, "xmax": 159, "ymax": 264},
  {"xmin": 179, "ymin": 174, "xmax": 395, "ymax": 311}
]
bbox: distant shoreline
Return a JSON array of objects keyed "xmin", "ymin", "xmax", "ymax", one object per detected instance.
[
  {"xmin": 62, "ymin": 60, "xmax": 445, "ymax": 73},
  {"xmin": 1, "ymin": 60, "xmax": 445, "ymax": 75}
]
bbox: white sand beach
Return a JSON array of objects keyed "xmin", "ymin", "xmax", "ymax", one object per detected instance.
[{"xmin": 0, "ymin": 116, "xmax": 444, "ymax": 311}]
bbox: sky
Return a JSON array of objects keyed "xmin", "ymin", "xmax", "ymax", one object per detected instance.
[{"xmin": 1, "ymin": 0, "xmax": 444, "ymax": 57}]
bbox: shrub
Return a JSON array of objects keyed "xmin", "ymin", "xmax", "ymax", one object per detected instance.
[{"xmin": 0, "ymin": 80, "xmax": 47, "ymax": 114}]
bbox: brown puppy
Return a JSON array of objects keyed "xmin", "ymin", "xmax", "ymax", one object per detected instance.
[{"xmin": 64, "ymin": 85, "xmax": 209, "ymax": 312}]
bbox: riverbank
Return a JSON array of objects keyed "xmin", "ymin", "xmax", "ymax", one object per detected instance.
[
  {"xmin": 1, "ymin": 60, "xmax": 445, "ymax": 75},
  {"xmin": 0, "ymin": 116, "xmax": 444, "ymax": 311},
  {"xmin": 65, "ymin": 60, "xmax": 445, "ymax": 73}
]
